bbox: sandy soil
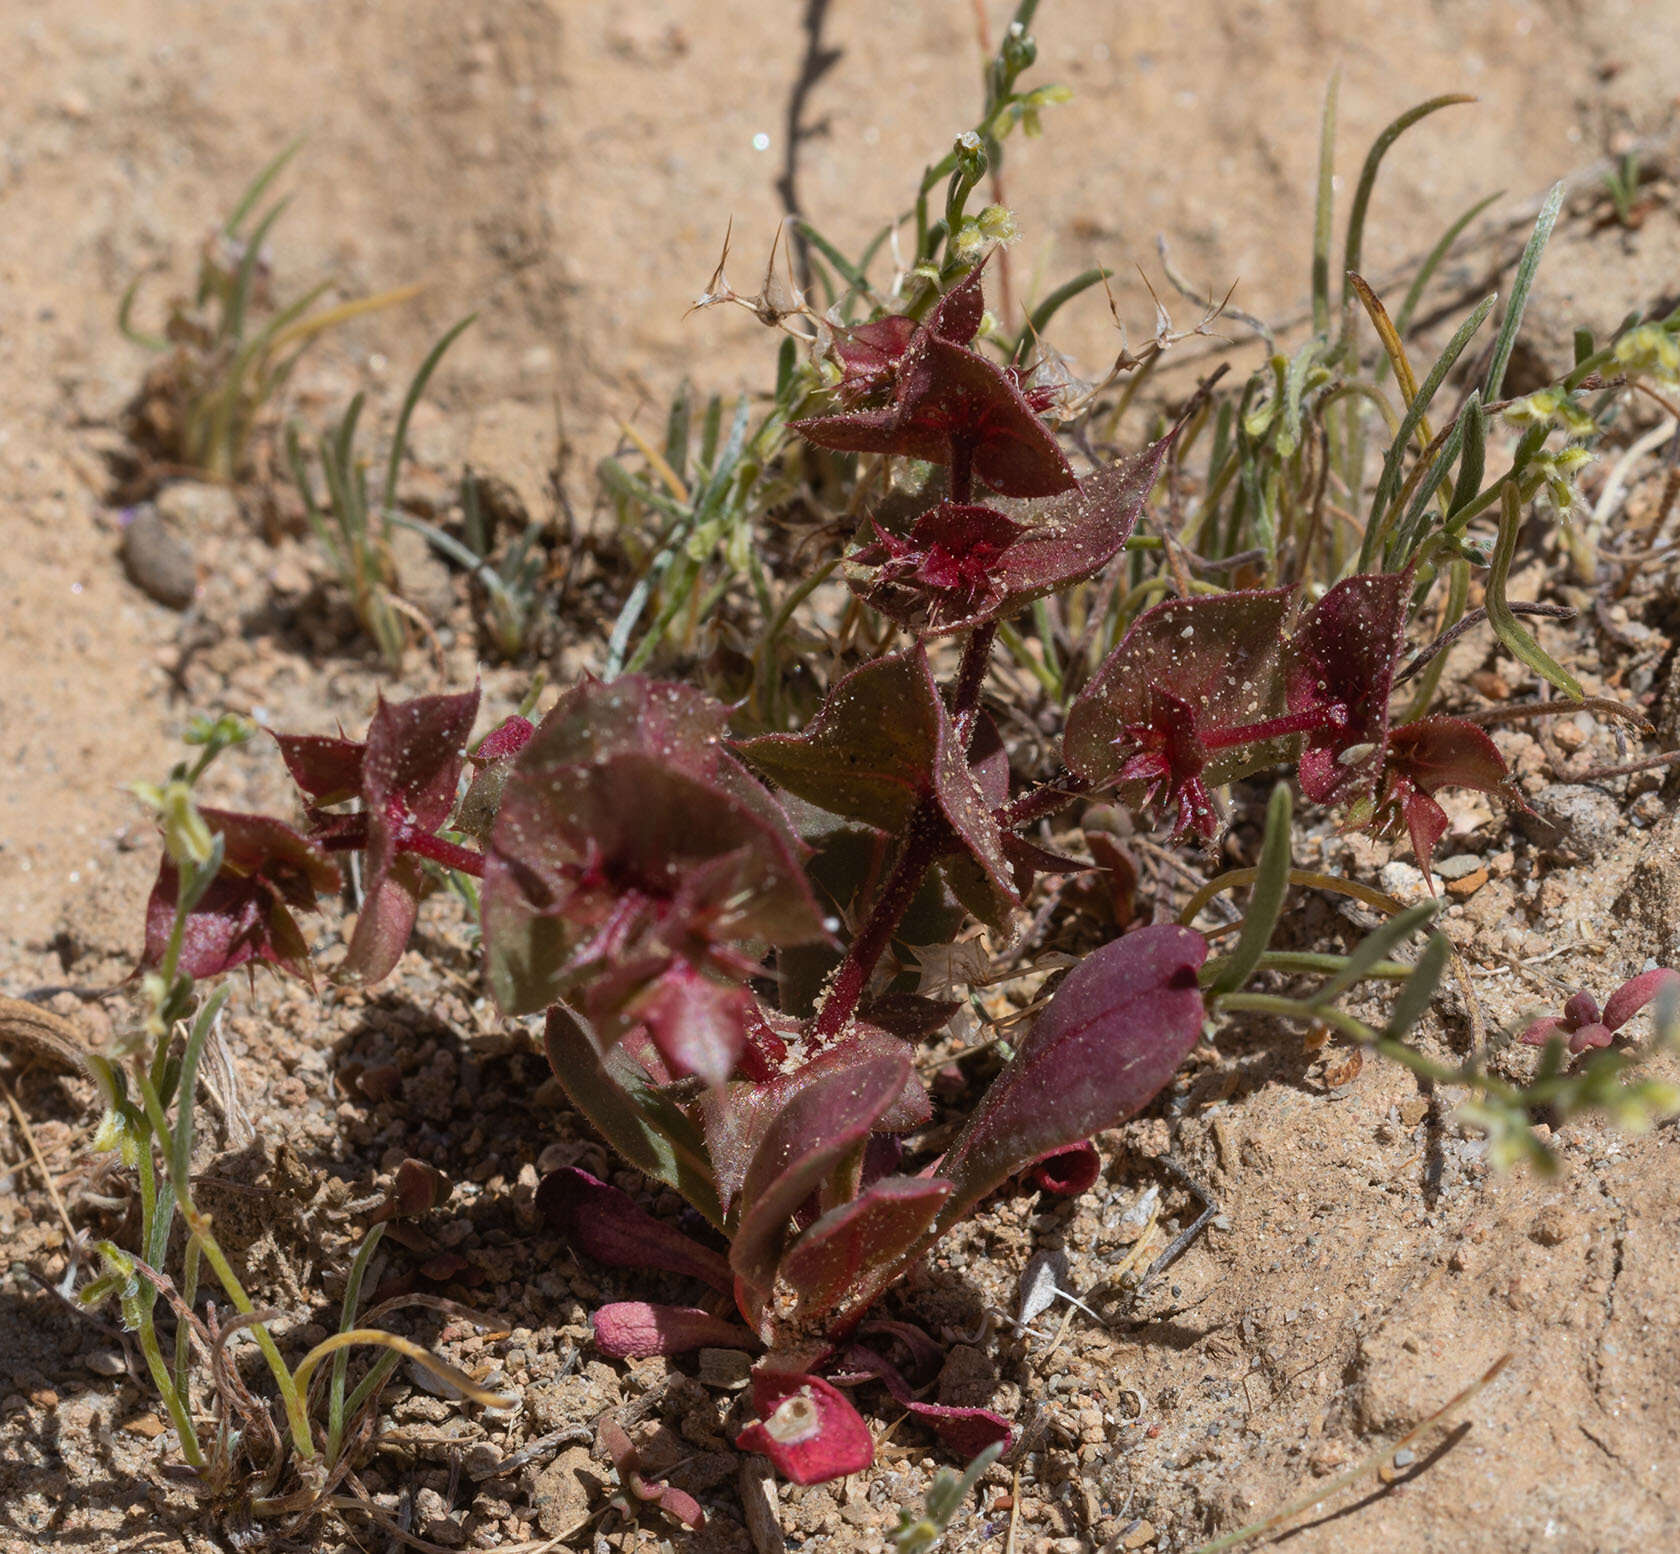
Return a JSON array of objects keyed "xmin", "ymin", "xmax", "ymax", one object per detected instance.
[{"xmin": 3, "ymin": 3, "xmax": 1680, "ymax": 1551}]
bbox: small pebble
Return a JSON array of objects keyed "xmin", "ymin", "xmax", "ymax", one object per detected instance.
[
  {"xmin": 86, "ymin": 1350, "xmax": 127, "ymax": 1377},
  {"xmin": 1435, "ymin": 854, "xmax": 1484, "ymax": 881},
  {"xmin": 1446, "ymin": 865, "xmax": 1489, "ymax": 899},
  {"xmin": 120, "ymin": 507, "xmax": 197, "ymax": 608}
]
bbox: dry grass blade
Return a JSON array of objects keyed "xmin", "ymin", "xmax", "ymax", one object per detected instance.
[
  {"xmin": 1, "ymin": 1074, "xmax": 77, "ymax": 1240},
  {"xmin": 1189, "ymin": 1353, "xmax": 1511, "ymax": 1553},
  {"xmin": 292, "ymin": 1328, "xmax": 516, "ymax": 1410}
]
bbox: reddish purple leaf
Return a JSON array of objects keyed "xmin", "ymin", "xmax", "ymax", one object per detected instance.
[
  {"xmin": 1287, "ymin": 573, "xmax": 1409, "ymax": 806},
  {"xmin": 142, "ymin": 809, "xmax": 339, "ymax": 982},
  {"xmin": 1601, "ymin": 967, "xmax": 1680, "ymax": 1032},
  {"xmin": 1521, "ymin": 968, "xmax": 1679, "ymax": 1053},
  {"xmin": 839, "ymin": 1343, "xmax": 1013, "ymax": 1460},
  {"xmin": 794, "ymin": 269, "xmax": 1073, "ymax": 499},
  {"xmin": 735, "ymin": 1370, "xmax": 875, "ymax": 1484},
  {"xmin": 699, "ymin": 1028, "xmax": 931, "ymax": 1217},
  {"xmin": 936, "ymin": 924, "xmax": 1207, "ymax": 1227},
  {"xmin": 274, "ymin": 689, "xmax": 484, "ymax": 984},
  {"xmin": 599, "ymin": 1416, "xmax": 707, "ymax": 1528},
  {"xmin": 591, "ymin": 1302, "xmax": 754, "ymax": 1359},
  {"xmin": 1372, "ymin": 716, "xmax": 1519, "ymax": 879},
  {"xmin": 455, "ymin": 715, "xmax": 536, "ymax": 841},
  {"xmin": 484, "ymin": 677, "xmax": 826, "ymax": 1080},
  {"xmin": 735, "ymin": 647, "xmax": 1016, "ymax": 910},
  {"xmin": 731, "ymin": 1050, "xmax": 914, "ymax": 1306},
  {"xmin": 536, "ymin": 1166, "xmax": 732, "ymax": 1295},
  {"xmin": 850, "ymin": 433, "xmax": 1176, "ymax": 637},
  {"xmin": 775, "ymin": 1175, "xmax": 953, "ymax": 1335},
  {"xmin": 360, "ymin": 687, "xmax": 482, "ymax": 836},
  {"xmin": 1065, "ymin": 588, "xmax": 1295, "ymax": 834},
  {"xmin": 471, "ymin": 714, "xmax": 535, "ymax": 764},
  {"xmin": 273, "ymin": 731, "xmax": 364, "ymax": 806},
  {"xmin": 1025, "ymin": 1140, "xmax": 1101, "ymax": 1196}
]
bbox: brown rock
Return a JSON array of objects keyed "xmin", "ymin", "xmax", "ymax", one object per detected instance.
[
  {"xmin": 120, "ymin": 507, "xmax": 197, "ymax": 608},
  {"xmin": 531, "ymin": 1444, "xmax": 595, "ymax": 1538},
  {"xmin": 1445, "ymin": 865, "xmax": 1489, "ymax": 898}
]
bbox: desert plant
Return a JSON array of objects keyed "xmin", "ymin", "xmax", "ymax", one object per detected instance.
[
  {"xmin": 74, "ymin": 718, "xmax": 509, "ymax": 1534},
  {"xmin": 392, "ymin": 469, "xmax": 551, "ymax": 659},
  {"xmin": 286, "ymin": 317, "xmax": 474, "ymax": 667},
  {"xmin": 108, "ymin": 3, "xmax": 1680, "ymax": 1513},
  {"xmin": 120, "ymin": 140, "xmax": 419, "ymax": 483}
]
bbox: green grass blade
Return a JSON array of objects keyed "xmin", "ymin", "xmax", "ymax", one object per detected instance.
[
  {"xmin": 1207, "ymin": 784, "xmax": 1294, "ymax": 996},
  {"xmin": 1394, "ymin": 190, "xmax": 1503, "ymax": 336},
  {"xmin": 1310, "ymin": 901, "xmax": 1438, "ymax": 1007},
  {"xmin": 1382, "ymin": 931, "xmax": 1450, "ymax": 1040},
  {"xmin": 796, "ymin": 217, "xmax": 876, "ymax": 301},
  {"xmin": 1483, "ymin": 181, "xmax": 1563, "ymax": 401},
  {"xmin": 1362, "ymin": 293, "xmax": 1495, "ymax": 565},
  {"xmin": 1340, "ymin": 95, "xmax": 1475, "ymax": 340},
  {"xmin": 226, "ymin": 198, "xmax": 290, "ymax": 345},
  {"xmin": 117, "ymin": 277, "xmax": 169, "ymax": 351},
  {"xmin": 1390, "ymin": 407, "xmax": 1469, "ymax": 565},
  {"xmin": 167, "ymin": 986, "xmax": 230, "ymax": 1201},
  {"xmin": 1444, "ymin": 392, "xmax": 1485, "ymax": 521},
  {"xmin": 223, "ymin": 136, "xmax": 306, "ymax": 238},
  {"xmin": 1311, "ymin": 73, "xmax": 1339, "ymax": 337},
  {"xmin": 664, "ymin": 380, "xmax": 693, "ymax": 483},
  {"xmin": 1488, "ymin": 481, "xmax": 1582, "ymax": 697},
  {"xmin": 382, "ymin": 315, "xmax": 476, "ymax": 520},
  {"xmin": 1011, "ymin": 266, "xmax": 1112, "ymax": 362},
  {"xmin": 326, "ymin": 1222, "xmax": 387, "ymax": 1461}
]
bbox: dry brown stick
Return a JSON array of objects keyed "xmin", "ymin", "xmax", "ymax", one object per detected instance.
[
  {"xmin": 0, "ymin": 1074, "xmax": 77, "ymax": 1240},
  {"xmin": 1189, "ymin": 1353, "xmax": 1512, "ymax": 1553}
]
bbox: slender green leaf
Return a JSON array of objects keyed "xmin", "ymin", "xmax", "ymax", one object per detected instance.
[
  {"xmin": 1363, "ymin": 293, "xmax": 1496, "ymax": 561},
  {"xmin": 1484, "ymin": 182, "xmax": 1563, "ymax": 401},
  {"xmin": 1011, "ymin": 266, "xmax": 1112, "ymax": 362},
  {"xmin": 1310, "ymin": 901, "xmax": 1438, "ymax": 1008},
  {"xmin": 1382, "ymin": 931, "xmax": 1450, "ymax": 1040},
  {"xmin": 327, "ymin": 1222, "xmax": 387, "ymax": 1459},
  {"xmin": 223, "ymin": 136, "xmax": 306, "ymax": 237},
  {"xmin": 1488, "ymin": 481, "xmax": 1582, "ymax": 696},
  {"xmin": 1340, "ymin": 95, "xmax": 1475, "ymax": 338},
  {"xmin": 1207, "ymin": 784, "xmax": 1294, "ymax": 997},
  {"xmin": 167, "ymin": 986, "xmax": 230, "ymax": 1201},
  {"xmin": 1394, "ymin": 190, "xmax": 1503, "ymax": 337},
  {"xmin": 383, "ymin": 315, "xmax": 476, "ymax": 520},
  {"xmin": 1311, "ymin": 73, "xmax": 1339, "ymax": 337},
  {"xmin": 543, "ymin": 1006, "xmax": 724, "ymax": 1229},
  {"xmin": 226, "ymin": 198, "xmax": 290, "ymax": 346}
]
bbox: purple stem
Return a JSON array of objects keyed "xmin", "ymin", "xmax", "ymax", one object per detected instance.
[
  {"xmin": 995, "ymin": 773, "xmax": 1091, "ymax": 831},
  {"xmin": 1201, "ymin": 705, "xmax": 1338, "ymax": 752},
  {"xmin": 396, "ymin": 828, "xmax": 487, "ymax": 878},
  {"xmin": 810, "ymin": 807, "xmax": 942, "ymax": 1042}
]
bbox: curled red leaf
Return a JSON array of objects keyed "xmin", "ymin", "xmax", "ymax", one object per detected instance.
[{"xmin": 734, "ymin": 1369, "xmax": 875, "ymax": 1485}]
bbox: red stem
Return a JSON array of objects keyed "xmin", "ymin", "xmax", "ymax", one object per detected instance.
[
  {"xmin": 810, "ymin": 807, "xmax": 943, "ymax": 1042},
  {"xmin": 995, "ymin": 773, "xmax": 1090, "ymax": 831},
  {"xmin": 948, "ymin": 435, "xmax": 976, "ymax": 504},
  {"xmin": 809, "ymin": 604, "xmax": 998, "ymax": 1043},
  {"xmin": 1201, "ymin": 705, "xmax": 1339, "ymax": 752},
  {"xmin": 398, "ymin": 828, "xmax": 487, "ymax": 878},
  {"xmin": 950, "ymin": 619, "xmax": 997, "ymax": 744}
]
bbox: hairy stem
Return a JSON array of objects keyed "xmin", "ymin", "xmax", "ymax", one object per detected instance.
[
  {"xmin": 810, "ymin": 808, "xmax": 943, "ymax": 1042},
  {"xmin": 995, "ymin": 772, "xmax": 1090, "ymax": 830},
  {"xmin": 399, "ymin": 830, "xmax": 486, "ymax": 877},
  {"xmin": 950, "ymin": 619, "xmax": 998, "ymax": 742},
  {"xmin": 811, "ymin": 608, "xmax": 1000, "ymax": 1041}
]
